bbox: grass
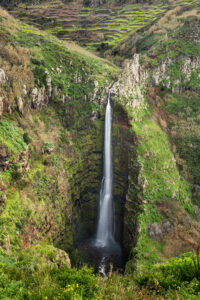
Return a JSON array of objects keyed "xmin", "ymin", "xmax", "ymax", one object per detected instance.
[
  {"xmin": 11, "ymin": 0, "xmax": 196, "ymax": 52},
  {"xmin": 161, "ymin": 92, "xmax": 200, "ymax": 187},
  {"xmin": 0, "ymin": 245, "xmax": 97, "ymax": 300},
  {"xmin": 2, "ymin": 245, "xmax": 200, "ymax": 299},
  {"xmin": 132, "ymin": 117, "xmax": 195, "ymax": 267},
  {"xmin": 0, "ymin": 119, "xmax": 26, "ymax": 156},
  {"xmin": 0, "ymin": 189, "xmax": 31, "ymax": 252}
]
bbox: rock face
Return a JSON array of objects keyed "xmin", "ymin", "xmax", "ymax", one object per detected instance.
[
  {"xmin": 112, "ymin": 54, "xmax": 200, "ymax": 115},
  {"xmin": 0, "ymin": 69, "xmax": 6, "ymax": 86},
  {"xmin": 31, "ymin": 87, "xmax": 49, "ymax": 110},
  {"xmin": 147, "ymin": 221, "xmax": 173, "ymax": 242},
  {"xmin": 152, "ymin": 56, "xmax": 200, "ymax": 93},
  {"xmin": 112, "ymin": 54, "xmax": 148, "ymax": 110},
  {"xmin": 17, "ymin": 96, "xmax": 24, "ymax": 114}
]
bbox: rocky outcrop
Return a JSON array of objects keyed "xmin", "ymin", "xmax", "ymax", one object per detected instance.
[
  {"xmin": 147, "ymin": 221, "xmax": 173, "ymax": 242},
  {"xmin": 54, "ymin": 248, "xmax": 71, "ymax": 268},
  {"xmin": 112, "ymin": 53, "xmax": 200, "ymax": 114},
  {"xmin": 112, "ymin": 54, "xmax": 148, "ymax": 111},
  {"xmin": 0, "ymin": 146, "xmax": 9, "ymax": 171},
  {"xmin": 0, "ymin": 69, "xmax": 6, "ymax": 86},
  {"xmin": 31, "ymin": 87, "xmax": 49, "ymax": 110},
  {"xmin": 152, "ymin": 56, "xmax": 200, "ymax": 93}
]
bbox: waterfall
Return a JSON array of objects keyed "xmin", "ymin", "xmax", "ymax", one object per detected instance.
[{"xmin": 95, "ymin": 88, "xmax": 116, "ymax": 248}]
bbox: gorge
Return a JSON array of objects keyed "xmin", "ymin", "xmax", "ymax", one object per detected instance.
[{"xmin": 0, "ymin": 0, "xmax": 200, "ymax": 299}]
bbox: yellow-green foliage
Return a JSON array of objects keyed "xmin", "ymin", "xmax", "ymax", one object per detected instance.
[
  {"xmin": 0, "ymin": 119, "xmax": 26, "ymax": 156},
  {"xmin": 0, "ymin": 189, "xmax": 30, "ymax": 252},
  {"xmin": 0, "ymin": 245, "xmax": 97, "ymax": 300},
  {"xmin": 127, "ymin": 103, "xmax": 195, "ymax": 266}
]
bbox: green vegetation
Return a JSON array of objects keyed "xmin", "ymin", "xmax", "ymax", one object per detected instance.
[
  {"xmin": 161, "ymin": 92, "xmax": 200, "ymax": 188},
  {"xmin": 0, "ymin": 1, "xmax": 200, "ymax": 300},
  {"xmin": 13, "ymin": 23, "xmax": 117, "ymax": 100},
  {"xmin": 0, "ymin": 189, "xmax": 30, "ymax": 252},
  {"xmin": 10, "ymin": 0, "xmax": 198, "ymax": 55},
  {"xmin": 2, "ymin": 247, "xmax": 200, "ymax": 299},
  {"xmin": 135, "ymin": 252, "xmax": 200, "ymax": 298},
  {"xmin": 0, "ymin": 119, "xmax": 26, "ymax": 156},
  {"xmin": 128, "ymin": 106, "xmax": 195, "ymax": 267},
  {"xmin": 0, "ymin": 246, "xmax": 97, "ymax": 299}
]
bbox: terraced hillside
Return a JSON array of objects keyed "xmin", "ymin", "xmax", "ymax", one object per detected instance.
[{"xmin": 11, "ymin": 0, "xmax": 199, "ymax": 54}]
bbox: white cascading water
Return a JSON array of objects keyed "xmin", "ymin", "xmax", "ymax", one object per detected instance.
[{"xmin": 95, "ymin": 88, "xmax": 116, "ymax": 248}]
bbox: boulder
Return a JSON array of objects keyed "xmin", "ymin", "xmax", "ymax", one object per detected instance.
[
  {"xmin": 55, "ymin": 249, "xmax": 71, "ymax": 268},
  {"xmin": 147, "ymin": 220, "xmax": 173, "ymax": 242}
]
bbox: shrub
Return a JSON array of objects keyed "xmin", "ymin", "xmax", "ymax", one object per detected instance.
[
  {"xmin": 135, "ymin": 252, "xmax": 200, "ymax": 293},
  {"xmin": 23, "ymin": 132, "xmax": 32, "ymax": 144}
]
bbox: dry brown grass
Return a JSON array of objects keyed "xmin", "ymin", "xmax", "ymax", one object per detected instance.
[
  {"xmin": 148, "ymin": 6, "xmax": 184, "ymax": 35},
  {"xmin": 177, "ymin": 9, "xmax": 199, "ymax": 19},
  {"xmin": 0, "ymin": 45, "xmax": 34, "ymax": 103},
  {"xmin": 149, "ymin": 7, "xmax": 199, "ymax": 36},
  {"xmin": 0, "ymin": 7, "xmax": 19, "ymax": 35},
  {"xmin": 163, "ymin": 202, "xmax": 200, "ymax": 258},
  {"xmin": 168, "ymin": 0, "xmax": 175, "ymax": 4},
  {"xmin": 0, "ymin": 7, "xmax": 34, "ymax": 105}
]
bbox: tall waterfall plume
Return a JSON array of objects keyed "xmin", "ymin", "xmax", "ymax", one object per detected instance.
[{"xmin": 95, "ymin": 88, "xmax": 116, "ymax": 248}]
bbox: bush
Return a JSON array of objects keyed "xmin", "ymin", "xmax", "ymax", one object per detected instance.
[
  {"xmin": 135, "ymin": 252, "xmax": 200, "ymax": 293},
  {"xmin": 23, "ymin": 132, "xmax": 32, "ymax": 144},
  {"xmin": 0, "ymin": 246, "xmax": 97, "ymax": 300}
]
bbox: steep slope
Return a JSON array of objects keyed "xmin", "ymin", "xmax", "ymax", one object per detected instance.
[
  {"xmin": 112, "ymin": 15, "xmax": 200, "ymax": 270},
  {"xmin": 1, "ymin": 1, "xmax": 200, "ymax": 299},
  {"xmin": 0, "ymin": 6, "xmax": 118, "ymax": 258},
  {"xmin": 7, "ymin": 0, "xmax": 199, "ymax": 60}
]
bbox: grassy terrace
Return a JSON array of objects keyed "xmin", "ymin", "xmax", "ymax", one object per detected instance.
[{"xmin": 11, "ymin": 0, "xmax": 199, "ymax": 51}]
